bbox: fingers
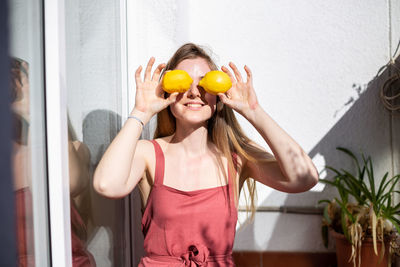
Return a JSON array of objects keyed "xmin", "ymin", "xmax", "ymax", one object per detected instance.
[
  {"xmin": 136, "ymin": 58, "xmax": 165, "ymax": 85},
  {"xmin": 155, "ymin": 83, "xmax": 164, "ymax": 96},
  {"xmin": 152, "ymin": 63, "xmax": 166, "ymax": 81},
  {"xmin": 221, "ymin": 65, "xmax": 235, "ymax": 84},
  {"xmin": 144, "ymin": 57, "xmax": 155, "ymax": 81},
  {"xmin": 229, "ymin": 62, "xmax": 243, "ymax": 82},
  {"xmin": 135, "ymin": 65, "xmax": 143, "ymax": 85},
  {"xmin": 217, "ymin": 93, "xmax": 232, "ymax": 107},
  {"xmin": 244, "ymin": 65, "xmax": 253, "ymax": 84},
  {"xmin": 166, "ymin": 92, "xmax": 179, "ymax": 105}
]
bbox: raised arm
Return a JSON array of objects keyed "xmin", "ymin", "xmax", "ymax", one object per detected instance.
[
  {"xmin": 218, "ymin": 62, "xmax": 319, "ymax": 193},
  {"xmin": 93, "ymin": 57, "xmax": 178, "ymax": 198}
]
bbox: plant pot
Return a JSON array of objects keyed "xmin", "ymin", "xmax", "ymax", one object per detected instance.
[{"xmin": 331, "ymin": 230, "xmax": 390, "ymax": 267}]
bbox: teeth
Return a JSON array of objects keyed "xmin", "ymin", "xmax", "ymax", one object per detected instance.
[{"xmin": 187, "ymin": 104, "xmax": 202, "ymax": 107}]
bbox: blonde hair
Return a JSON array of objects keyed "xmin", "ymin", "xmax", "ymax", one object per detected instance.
[{"xmin": 154, "ymin": 43, "xmax": 274, "ymax": 220}]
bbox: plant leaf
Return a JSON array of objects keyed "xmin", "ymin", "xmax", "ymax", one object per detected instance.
[
  {"xmin": 324, "ymin": 165, "xmax": 343, "ymax": 177},
  {"xmin": 336, "ymin": 147, "xmax": 363, "ymax": 177},
  {"xmin": 341, "ymin": 169, "xmax": 372, "ymax": 201},
  {"xmin": 323, "ymin": 204, "xmax": 332, "ymax": 225},
  {"xmin": 340, "ymin": 208, "xmax": 350, "ymax": 241},
  {"xmin": 376, "ymin": 172, "xmax": 389, "ymax": 200},
  {"xmin": 362, "ymin": 154, "xmax": 376, "ymax": 203},
  {"xmin": 318, "ymin": 178, "xmax": 339, "ymax": 187},
  {"xmin": 318, "ymin": 199, "xmax": 331, "ymax": 205},
  {"xmin": 376, "ymin": 174, "xmax": 400, "ymax": 202},
  {"xmin": 387, "ymin": 217, "xmax": 400, "ymax": 234}
]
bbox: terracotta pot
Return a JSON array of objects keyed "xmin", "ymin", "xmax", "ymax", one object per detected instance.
[{"xmin": 331, "ymin": 230, "xmax": 390, "ymax": 267}]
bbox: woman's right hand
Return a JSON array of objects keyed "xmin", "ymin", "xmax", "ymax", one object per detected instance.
[{"xmin": 133, "ymin": 57, "xmax": 178, "ymax": 119}]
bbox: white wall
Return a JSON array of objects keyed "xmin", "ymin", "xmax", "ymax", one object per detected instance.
[{"xmin": 127, "ymin": 0, "xmax": 400, "ymax": 252}]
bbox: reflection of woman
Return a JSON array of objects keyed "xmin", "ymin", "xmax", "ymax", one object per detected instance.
[
  {"xmin": 68, "ymin": 121, "xmax": 96, "ymax": 267},
  {"xmin": 11, "ymin": 57, "xmax": 35, "ymax": 267},
  {"xmin": 11, "ymin": 57, "xmax": 95, "ymax": 266},
  {"xmin": 94, "ymin": 43, "xmax": 319, "ymax": 266}
]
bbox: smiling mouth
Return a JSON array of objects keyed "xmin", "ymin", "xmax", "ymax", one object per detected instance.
[{"xmin": 185, "ymin": 103, "xmax": 204, "ymax": 108}]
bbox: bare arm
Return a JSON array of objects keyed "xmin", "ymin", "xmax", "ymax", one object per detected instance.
[
  {"xmin": 69, "ymin": 140, "xmax": 90, "ymax": 197},
  {"xmin": 219, "ymin": 62, "xmax": 319, "ymax": 193},
  {"xmin": 242, "ymin": 108, "xmax": 319, "ymax": 193},
  {"xmin": 93, "ymin": 57, "xmax": 178, "ymax": 198},
  {"xmin": 93, "ymin": 112, "xmax": 149, "ymax": 198}
]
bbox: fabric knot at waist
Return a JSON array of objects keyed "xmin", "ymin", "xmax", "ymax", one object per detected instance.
[
  {"xmin": 180, "ymin": 244, "xmax": 209, "ymax": 266},
  {"xmin": 144, "ymin": 244, "xmax": 232, "ymax": 266}
]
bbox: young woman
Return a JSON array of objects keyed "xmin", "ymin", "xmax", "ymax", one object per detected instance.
[{"xmin": 93, "ymin": 43, "xmax": 319, "ymax": 266}]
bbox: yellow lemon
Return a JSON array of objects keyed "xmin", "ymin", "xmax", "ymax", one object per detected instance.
[
  {"xmin": 198, "ymin": 71, "xmax": 232, "ymax": 95},
  {"xmin": 162, "ymin": 70, "xmax": 193, "ymax": 93}
]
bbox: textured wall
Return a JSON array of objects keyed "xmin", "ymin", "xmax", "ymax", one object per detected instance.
[{"xmin": 127, "ymin": 0, "xmax": 400, "ymax": 253}]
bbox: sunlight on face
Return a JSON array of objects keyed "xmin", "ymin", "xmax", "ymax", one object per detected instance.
[{"xmin": 170, "ymin": 58, "xmax": 217, "ymax": 125}]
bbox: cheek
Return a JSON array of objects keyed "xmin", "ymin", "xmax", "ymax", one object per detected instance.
[
  {"xmin": 206, "ymin": 94, "xmax": 217, "ymax": 107},
  {"xmin": 168, "ymin": 93, "xmax": 184, "ymax": 115},
  {"xmin": 169, "ymin": 102, "xmax": 179, "ymax": 118}
]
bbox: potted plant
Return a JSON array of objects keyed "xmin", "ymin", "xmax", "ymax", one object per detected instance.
[{"xmin": 318, "ymin": 147, "xmax": 400, "ymax": 267}]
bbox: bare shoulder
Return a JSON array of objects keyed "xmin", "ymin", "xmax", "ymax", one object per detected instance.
[
  {"xmin": 137, "ymin": 136, "xmax": 171, "ymax": 182},
  {"xmin": 153, "ymin": 135, "xmax": 174, "ymax": 147},
  {"xmin": 136, "ymin": 139, "xmax": 155, "ymax": 166},
  {"xmin": 72, "ymin": 140, "xmax": 90, "ymax": 164},
  {"xmin": 137, "ymin": 139, "xmax": 154, "ymax": 153},
  {"xmin": 136, "ymin": 137, "xmax": 171, "ymax": 208}
]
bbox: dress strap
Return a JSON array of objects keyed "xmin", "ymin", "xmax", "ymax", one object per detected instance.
[{"xmin": 150, "ymin": 140, "xmax": 165, "ymax": 185}]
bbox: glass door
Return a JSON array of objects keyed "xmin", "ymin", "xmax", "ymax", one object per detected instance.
[
  {"xmin": 65, "ymin": 0, "xmax": 131, "ymax": 266},
  {"xmin": 9, "ymin": 0, "xmax": 50, "ymax": 266}
]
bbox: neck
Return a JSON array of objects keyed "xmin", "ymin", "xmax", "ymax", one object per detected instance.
[{"xmin": 171, "ymin": 121, "xmax": 210, "ymax": 157}]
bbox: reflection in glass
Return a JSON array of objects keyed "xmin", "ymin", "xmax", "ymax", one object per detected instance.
[
  {"xmin": 65, "ymin": 0, "xmax": 127, "ymax": 265},
  {"xmin": 9, "ymin": 0, "xmax": 50, "ymax": 265},
  {"xmin": 11, "ymin": 57, "xmax": 35, "ymax": 267},
  {"xmin": 68, "ymin": 121, "xmax": 96, "ymax": 266}
]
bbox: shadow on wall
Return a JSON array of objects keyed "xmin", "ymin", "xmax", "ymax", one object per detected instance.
[
  {"xmin": 82, "ymin": 109, "xmax": 127, "ymax": 267},
  {"xmin": 235, "ymin": 56, "xmax": 399, "ymax": 251}
]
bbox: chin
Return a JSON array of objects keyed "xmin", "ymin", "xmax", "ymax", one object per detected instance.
[{"xmin": 179, "ymin": 113, "xmax": 212, "ymax": 126}]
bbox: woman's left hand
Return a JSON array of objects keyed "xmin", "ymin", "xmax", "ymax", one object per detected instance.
[{"xmin": 218, "ymin": 62, "xmax": 260, "ymax": 120}]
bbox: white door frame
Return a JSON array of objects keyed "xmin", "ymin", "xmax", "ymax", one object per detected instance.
[{"xmin": 44, "ymin": 0, "xmax": 72, "ymax": 266}]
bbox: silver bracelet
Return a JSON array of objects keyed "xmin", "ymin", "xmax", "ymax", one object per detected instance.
[{"xmin": 127, "ymin": 115, "xmax": 144, "ymax": 127}]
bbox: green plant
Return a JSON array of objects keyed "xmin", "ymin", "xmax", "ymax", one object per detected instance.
[{"xmin": 318, "ymin": 147, "xmax": 400, "ymax": 266}]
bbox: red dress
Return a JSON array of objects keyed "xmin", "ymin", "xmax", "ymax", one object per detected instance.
[
  {"xmin": 15, "ymin": 188, "xmax": 95, "ymax": 267},
  {"xmin": 139, "ymin": 140, "xmax": 238, "ymax": 267},
  {"xmin": 70, "ymin": 201, "xmax": 96, "ymax": 267},
  {"xmin": 15, "ymin": 188, "xmax": 35, "ymax": 267}
]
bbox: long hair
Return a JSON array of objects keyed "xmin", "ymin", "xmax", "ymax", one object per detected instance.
[{"xmin": 153, "ymin": 43, "xmax": 275, "ymax": 220}]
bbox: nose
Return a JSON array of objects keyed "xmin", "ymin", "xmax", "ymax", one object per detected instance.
[{"xmin": 186, "ymin": 81, "xmax": 202, "ymax": 98}]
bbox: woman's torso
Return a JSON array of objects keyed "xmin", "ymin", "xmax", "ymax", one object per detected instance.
[
  {"xmin": 138, "ymin": 137, "xmax": 242, "ymax": 266},
  {"xmin": 138, "ymin": 136, "xmax": 243, "ymax": 208}
]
